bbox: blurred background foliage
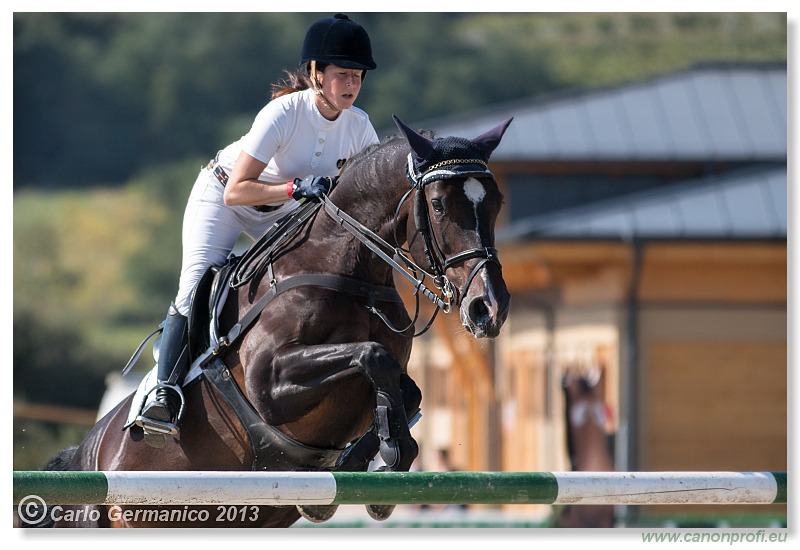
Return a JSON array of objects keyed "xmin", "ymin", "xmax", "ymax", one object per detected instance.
[
  {"xmin": 14, "ymin": 12, "xmax": 787, "ymax": 189},
  {"xmin": 12, "ymin": 12, "xmax": 786, "ymax": 468}
]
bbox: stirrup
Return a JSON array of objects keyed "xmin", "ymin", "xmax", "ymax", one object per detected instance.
[
  {"xmin": 135, "ymin": 416, "xmax": 177, "ymax": 449},
  {"xmin": 135, "ymin": 383, "xmax": 186, "ymax": 442}
]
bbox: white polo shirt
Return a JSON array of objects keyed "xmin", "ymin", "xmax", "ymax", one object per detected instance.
[{"xmin": 217, "ymin": 88, "xmax": 379, "ymax": 185}]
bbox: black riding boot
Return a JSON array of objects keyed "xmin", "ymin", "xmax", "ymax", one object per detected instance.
[{"xmin": 138, "ymin": 303, "xmax": 189, "ymax": 446}]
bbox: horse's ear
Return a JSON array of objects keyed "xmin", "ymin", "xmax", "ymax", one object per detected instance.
[
  {"xmin": 473, "ymin": 117, "xmax": 513, "ymax": 158},
  {"xmin": 393, "ymin": 114, "xmax": 435, "ymax": 162}
]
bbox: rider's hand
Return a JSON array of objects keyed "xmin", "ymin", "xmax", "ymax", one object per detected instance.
[{"xmin": 291, "ymin": 176, "xmax": 337, "ymax": 201}]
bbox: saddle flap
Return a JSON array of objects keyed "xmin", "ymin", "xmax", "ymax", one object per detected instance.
[{"xmin": 188, "ymin": 264, "xmax": 217, "ymax": 360}]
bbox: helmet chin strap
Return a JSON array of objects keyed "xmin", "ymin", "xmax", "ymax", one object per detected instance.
[{"xmin": 310, "ymin": 60, "xmax": 341, "ymax": 115}]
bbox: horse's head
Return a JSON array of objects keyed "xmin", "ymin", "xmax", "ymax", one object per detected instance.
[
  {"xmin": 394, "ymin": 115, "xmax": 513, "ymax": 338},
  {"xmin": 562, "ymin": 367, "xmax": 608, "ymax": 431}
]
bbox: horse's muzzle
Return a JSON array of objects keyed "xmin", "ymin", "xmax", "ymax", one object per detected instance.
[{"xmin": 459, "ymin": 270, "xmax": 510, "ymax": 339}]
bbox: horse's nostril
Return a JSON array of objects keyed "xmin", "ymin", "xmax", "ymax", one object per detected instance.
[{"xmin": 469, "ymin": 298, "xmax": 490, "ymax": 322}]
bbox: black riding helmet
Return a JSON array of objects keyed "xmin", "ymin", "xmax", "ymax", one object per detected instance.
[{"xmin": 300, "ymin": 13, "xmax": 376, "ymax": 71}]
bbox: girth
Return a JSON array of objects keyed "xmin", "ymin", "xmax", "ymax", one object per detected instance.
[{"xmin": 203, "ymin": 356, "xmax": 343, "ymax": 471}]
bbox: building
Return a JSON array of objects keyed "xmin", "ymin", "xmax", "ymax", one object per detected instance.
[{"xmin": 403, "ymin": 62, "xmax": 787, "ymax": 522}]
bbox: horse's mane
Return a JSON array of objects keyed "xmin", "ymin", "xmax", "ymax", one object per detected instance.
[{"xmin": 344, "ymin": 129, "xmax": 437, "ymax": 174}]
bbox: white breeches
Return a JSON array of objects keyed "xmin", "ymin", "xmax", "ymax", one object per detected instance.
[{"xmin": 173, "ymin": 168, "xmax": 299, "ymax": 316}]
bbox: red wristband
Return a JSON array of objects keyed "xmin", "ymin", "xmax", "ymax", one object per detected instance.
[{"xmin": 287, "ymin": 180, "xmax": 294, "ymax": 198}]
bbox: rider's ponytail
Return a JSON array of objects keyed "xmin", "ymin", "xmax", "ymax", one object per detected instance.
[{"xmin": 270, "ymin": 66, "xmax": 313, "ymax": 100}]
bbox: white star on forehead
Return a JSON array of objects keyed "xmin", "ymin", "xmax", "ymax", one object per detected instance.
[
  {"xmin": 463, "ymin": 177, "xmax": 485, "ymax": 231},
  {"xmin": 463, "ymin": 177, "xmax": 486, "ymax": 205}
]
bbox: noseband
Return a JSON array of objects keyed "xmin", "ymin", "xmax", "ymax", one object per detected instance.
[{"xmin": 403, "ymin": 154, "xmax": 502, "ymax": 308}]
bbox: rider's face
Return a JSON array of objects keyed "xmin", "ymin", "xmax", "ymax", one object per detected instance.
[{"xmin": 315, "ymin": 64, "xmax": 363, "ymax": 117}]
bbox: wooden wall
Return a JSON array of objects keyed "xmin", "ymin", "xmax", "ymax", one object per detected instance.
[{"xmin": 404, "ymin": 239, "xmax": 786, "ymax": 520}]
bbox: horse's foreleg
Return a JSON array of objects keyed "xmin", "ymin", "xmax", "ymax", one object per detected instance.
[
  {"xmin": 251, "ymin": 342, "xmax": 420, "ymax": 523},
  {"xmin": 351, "ymin": 343, "xmax": 419, "ymax": 473},
  {"xmin": 262, "ymin": 342, "xmax": 422, "ymax": 522},
  {"xmin": 333, "ymin": 372, "xmax": 420, "ymax": 474},
  {"xmin": 251, "ymin": 342, "xmax": 419, "ymax": 471},
  {"xmin": 364, "ymin": 371, "xmax": 422, "ymax": 522}
]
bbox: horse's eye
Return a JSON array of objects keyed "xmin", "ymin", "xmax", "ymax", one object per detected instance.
[{"xmin": 431, "ymin": 198, "xmax": 444, "ymax": 213}]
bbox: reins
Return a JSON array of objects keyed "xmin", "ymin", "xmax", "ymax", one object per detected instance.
[
  {"xmin": 224, "ymin": 148, "xmax": 503, "ymax": 346},
  {"xmin": 320, "ymin": 193, "xmax": 447, "ymax": 337}
]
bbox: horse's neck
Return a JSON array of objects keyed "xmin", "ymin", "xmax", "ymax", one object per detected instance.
[
  {"xmin": 333, "ymin": 159, "xmax": 411, "ymax": 247},
  {"xmin": 299, "ymin": 163, "xmax": 410, "ymax": 286}
]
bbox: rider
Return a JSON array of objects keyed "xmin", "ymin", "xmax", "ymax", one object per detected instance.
[{"xmin": 138, "ymin": 13, "xmax": 379, "ymax": 441}]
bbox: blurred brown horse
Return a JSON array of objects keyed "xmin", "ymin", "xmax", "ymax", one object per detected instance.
[
  {"xmin": 558, "ymin": 366, "xmax": 615, "ymax": 528},
  {"xmin": 35, "ymin": 116, "xmax": 512, "ymax": 528}
]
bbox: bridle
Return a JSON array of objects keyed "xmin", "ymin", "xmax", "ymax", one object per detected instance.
[
  {"xmin": 402, "ymin": 153, "xmax": 502, "ymax": 309},
  {"xmin": 320, "ymin": 153, "xmax": 502, "ymax": 337}
]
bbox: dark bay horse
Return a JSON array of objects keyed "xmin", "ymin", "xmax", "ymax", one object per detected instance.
[
  {"xmin": 557, "ymin": 367, "xmax": 615, "ymax": 528},
  {"xmin": 40, "ymin": 115, "xmax": 512, "ymax": 528}
]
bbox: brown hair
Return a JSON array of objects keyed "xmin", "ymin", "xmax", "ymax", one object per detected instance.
[{"xmin": 270, "ymin": 62, "xmax": 330, "ymax": 100}]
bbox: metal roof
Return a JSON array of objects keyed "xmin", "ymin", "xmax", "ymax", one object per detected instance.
[
  {"xmin": 498, "ymin": 165, "xmax": 787, "ymax": 242},
  {"xmin": 421, "ymin": 63, "xmax": 787, "ymax": 162}
]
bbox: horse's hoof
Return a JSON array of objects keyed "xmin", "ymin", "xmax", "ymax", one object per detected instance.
[
  {"xmin": 296, "ymin": 505, "xmax": 338, "ymax": 523},
  {"xmin": 366, "ymin": 504, "xmax": 396, "ymax": 521}
]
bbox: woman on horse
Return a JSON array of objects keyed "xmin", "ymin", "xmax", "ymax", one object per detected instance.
[{"xmin": 138, "ymin": 13, "xmax": 379, "ymax": 440}]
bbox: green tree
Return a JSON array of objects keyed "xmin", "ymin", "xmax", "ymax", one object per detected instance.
[{"xmin": 14, "ymin": 13, "xmax": 786, "ymax": 189}]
